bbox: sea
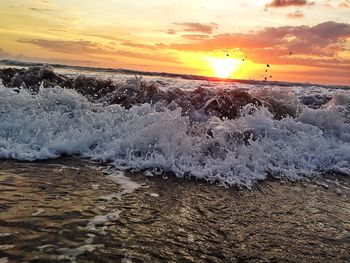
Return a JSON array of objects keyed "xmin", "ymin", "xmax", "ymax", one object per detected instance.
[
  {"xmin": 1, "ymin": 61, "xmax": 350, "ymax": 262},
  {"xmin": 0, "ymin": 61, "xmax": 349, "ymax": 188}
]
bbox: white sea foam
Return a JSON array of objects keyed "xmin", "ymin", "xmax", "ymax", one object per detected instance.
[
  {"xmin": 86, "ymin": 210, "xmax": 121, "ymax": 234},
  {"xmin": 56, "ymin": 244, "xmax": 104, "ymax": 258},
  {"xmin": 106, "ymin": 171, "xmax": 141, "ymax": 194},
  {"xmin": 0, "ymin": 81, "xmax": 349, "ymax": 187}
]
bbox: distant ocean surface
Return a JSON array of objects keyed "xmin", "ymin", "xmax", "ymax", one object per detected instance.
[{"xmin": 0, "ymin": 61, "xmax": 349, "ymax": 187}]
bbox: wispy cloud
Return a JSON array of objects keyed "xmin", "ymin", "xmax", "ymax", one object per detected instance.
[
  {"xmin": 322, "ymin": 0, "xmax": 350, "ymax": 8},
  {"xmin": 181, "ymin": 34, "xmax": 210, "ymax": 40},
  {"xmin": 0, "ymin": 47, "xmax": 96, "ymax": 65},
  {"xmin": 287, "ymin": 10, "xmax": 304, "ymax": 18},
  {"xmin": 167, "ymin": 29, "xmax": 177, "ymax": 35},
  {"xmin": 18, "ymin": 39, "xmax": 105, "ymax": 54},
  {"xmin": 173, "ymin": 22, "xmax": 218, "ymax": 34},
  {"xmin": 0, "ymin": 48, "xmax": 10, "ymax": 58},
  {"xmin": 339, "ymin": 0, "xmax": 350, "ymax": 8},
  {"xmin": 86, "ymin": 34, "xmax": 126, "ymax": 42},
  {"xmin": 121, "ymin": 41, "xmax": 157, "ymax": 50},
  {"xmin": 266, "ymin": 0, "xmax": 314, "ymax": 8},
  {"xmin": 28, "ymin": 7, "xmax": 53, "ymax": 12},
  {"xmin": 17, "ymin": 39, "xmax": 178, "ymax": 63}
]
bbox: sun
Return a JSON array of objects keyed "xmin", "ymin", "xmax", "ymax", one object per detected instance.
[{"xmin": 208, "ymin": 57, "xmax": 242, "ymax": 78}]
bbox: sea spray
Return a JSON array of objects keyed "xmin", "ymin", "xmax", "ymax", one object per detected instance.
[{"xmin": 1, "ymin": 67, "xmax": 350, "ymax": 187}]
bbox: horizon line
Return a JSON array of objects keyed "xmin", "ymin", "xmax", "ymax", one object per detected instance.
[{"xmin": 0, "ymin": 59, "xmax": 349, "ymax": 89}]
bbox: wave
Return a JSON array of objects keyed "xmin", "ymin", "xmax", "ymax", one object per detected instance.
[{"xmin": 1, "ymin": 66, "xmax": 349, "ymax": 187}]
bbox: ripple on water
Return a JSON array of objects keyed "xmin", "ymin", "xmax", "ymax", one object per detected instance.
[{"xmin": 0, "ymin": 159, "xmax": 349, "ymax": 262}]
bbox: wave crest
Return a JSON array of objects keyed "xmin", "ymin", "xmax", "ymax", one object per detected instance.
[{"xmin": 1, "ymin": 67, "xmax": 349, "ymax": 187}]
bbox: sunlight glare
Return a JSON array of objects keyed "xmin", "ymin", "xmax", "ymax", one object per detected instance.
[{"xmin": 208, "ymin": 57, "xmax": 241, "ymax": 78}]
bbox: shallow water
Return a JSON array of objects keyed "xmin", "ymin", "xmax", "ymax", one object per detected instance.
[{"xmin": 0, "ymin": 158, "xmax": 349, "ymax": 262}]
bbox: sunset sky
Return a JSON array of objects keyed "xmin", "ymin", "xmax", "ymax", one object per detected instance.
[{"xmin": 0, "ymin": 0, "xmax": 349, "ymax": 85}]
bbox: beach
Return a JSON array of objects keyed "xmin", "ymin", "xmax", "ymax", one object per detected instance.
[
  {"xmin": 1, "ymin": 0, "xmax": 350, "ymax": 261},
  {"xmin": 0, "ymin": 65, "xmax": 350, "ymax": 262},
  {"xmin": 1, "ymin": 158, "xmax": 349, "ymax": 262},
  {"xmin": 1, "ymin": 0, "xmax": 350, "ymax": 260}
]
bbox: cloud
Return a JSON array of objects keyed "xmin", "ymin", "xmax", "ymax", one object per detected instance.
[
  {"xmin": 114, "ymin": 50, "xmax": 174, "ymax": 62},
  {"xmin": 0, "ymin": 48, "xmax": 10, "ymax": 58},
  {"xmin": 168, "ymin": 22, "xmax": 350, "ymax": 52},
  {"xmin": 163, "ymin": 21, "xmax": 350, "ymax": 70},
  {"xmin": 287, "ymin": 10, "xmax": 304, "ymax": 18},
  {"xmin": 173, "ymin": 22, "xmax": 218, "ymax": 34},
  {"xmin": 17, "ymin": 39, "xmax": 178, "ymax": 63},
  {"xmin": 86, "ymin": 34, "xmax": 126, "ymax": 42},
  {"xmin": 321, "ymin": 0, "xmax": 350, "ymax": 8},
  {"xmin": 28, "ymin": 7, "xmax": 53, "ymax": 12},
  {"xmin": 121, "ymin": 41, "xmax": 157, "ymax": 50},
  {"xmin": 20, "ymin": 55, "xmax": 97, "ymax": 66},
  {"xmin": 266, "ymin": 0, "xmax": 314, "ymax": 8},
  {"xmin": 18, "ymin": 39, "xmax": 106, "ymax": 54},
  {"xmin": 0, "ymin": 48, "xmax": 96, "ymax": 66},
  {"xmin": 182, "ymin": 34, "xmax": 210, "ymax": 40},
  {"xmin": 167, "ymin": 29, "xmax": 177, "ymax": 34},
  {"xmin": 339, "ymin": 0, "xmax": 350, "ymax": 8}
]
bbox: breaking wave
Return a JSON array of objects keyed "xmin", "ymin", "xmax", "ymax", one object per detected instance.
[{"xmin": 0, "ymin": 66, "xmax": 349, "ymax": 187}]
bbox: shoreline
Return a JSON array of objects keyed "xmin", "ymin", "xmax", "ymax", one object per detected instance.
[{"xmin": 1, "ymin": 157, "xmax": 349, "ymax": 262}]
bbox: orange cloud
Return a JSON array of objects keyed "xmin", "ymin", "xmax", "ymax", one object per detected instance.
[
  {"xmin": 163, "ymin": 21, "xmax": 350, "ymax": 70},
  {"xmin": 287, "ymin": 10, "xmax": 304, "ymax": 18}
]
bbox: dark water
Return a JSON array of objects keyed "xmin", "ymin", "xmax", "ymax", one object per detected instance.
[{"xmin": 0, "ymin": 158, "xmax": 349, "ymax": 262}]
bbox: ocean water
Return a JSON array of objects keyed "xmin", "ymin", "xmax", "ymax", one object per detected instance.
[{"xmin": 0, "ymin": 65, "xmax": 349, "ymax": 188}]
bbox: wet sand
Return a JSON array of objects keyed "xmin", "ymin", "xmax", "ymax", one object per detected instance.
[{"xmin": 0, "ymin": 158, "xmax": 349, "ymax": 262}]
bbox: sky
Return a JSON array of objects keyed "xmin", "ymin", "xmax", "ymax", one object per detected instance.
[{"xmin": 0, "ymin": 0, "xmax": 349, "ymax": 85}]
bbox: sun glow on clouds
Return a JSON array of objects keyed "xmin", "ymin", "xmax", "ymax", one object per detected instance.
[
  {"xmin": 177, "ymin": 50, "xmax": 244, "ymax": 79},
  {"xmin": 0, "ymin": 0, "xmax": 349, "ymax": 85}
]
